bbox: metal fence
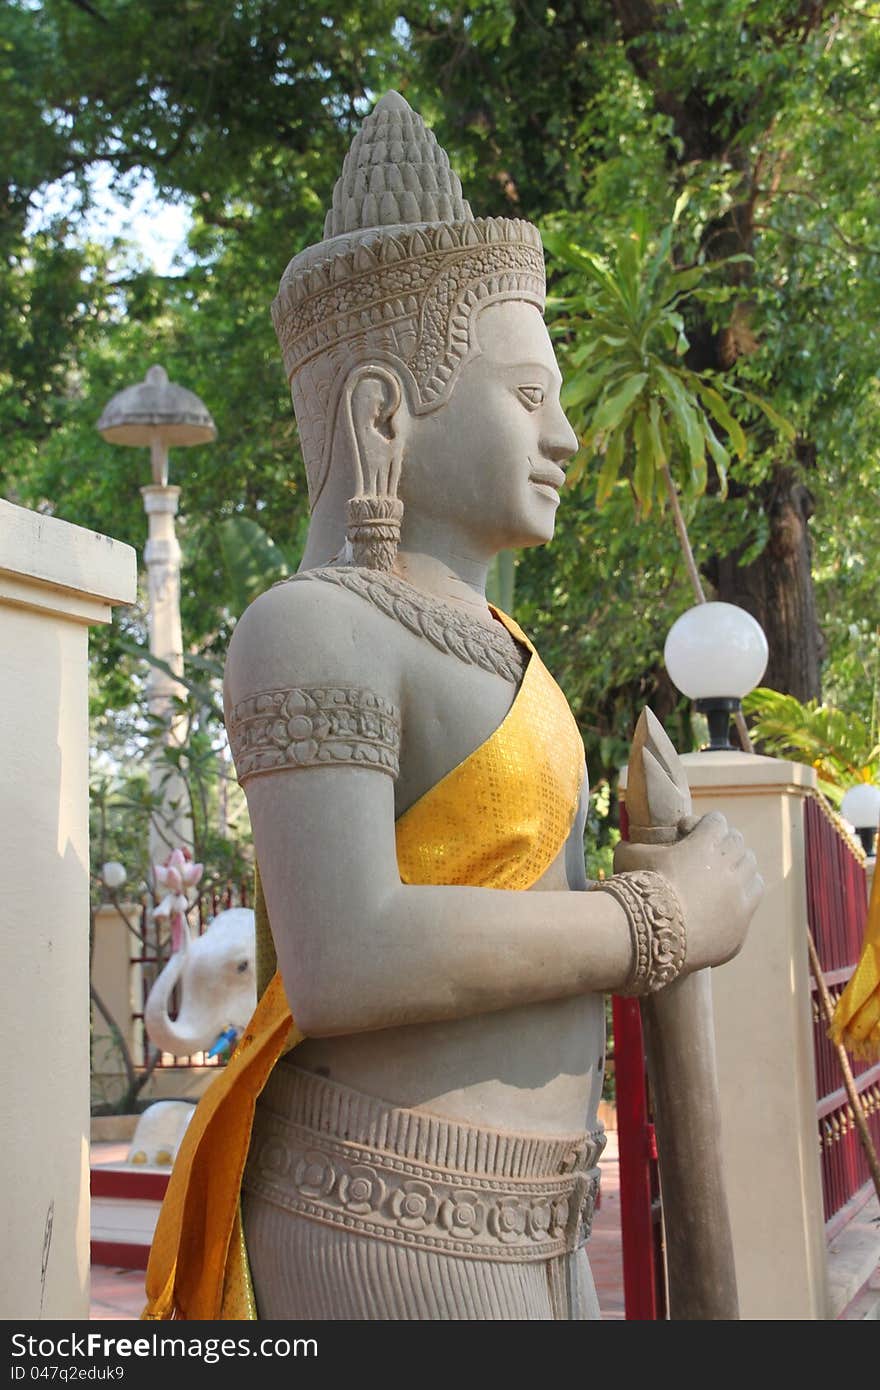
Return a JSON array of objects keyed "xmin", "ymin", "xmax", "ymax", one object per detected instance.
[
  {"xmin": 131, "ymin": 881, "xmax": 250, "ymax": 1069},
  {"xmin": 804, "ymin": 796, "xmax": 880, "ymax": 1234}
]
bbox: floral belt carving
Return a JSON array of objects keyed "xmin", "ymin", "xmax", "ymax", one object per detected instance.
[{"xmin": 243, "ymin": 1111, "xmax": 602, "ymax": 1264}]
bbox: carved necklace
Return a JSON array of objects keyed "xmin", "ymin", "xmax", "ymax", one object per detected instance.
[{"xmin": 283, "ymin": 566, "xmax": 527, "ymax": 684}]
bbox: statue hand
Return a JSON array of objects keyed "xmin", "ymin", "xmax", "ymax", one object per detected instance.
[{"xmin": 612, "ymin": 811, "xmax": 764, "ymax": 973}]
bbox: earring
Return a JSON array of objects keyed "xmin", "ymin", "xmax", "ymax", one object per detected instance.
[{"xmin": 346, "ymin": 495, "xmax": 404, "ymax": 570}]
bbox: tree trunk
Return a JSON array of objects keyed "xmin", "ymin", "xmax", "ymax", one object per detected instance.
[
  {"xmin": 709, "ymin": 466, "xmax": 822, "ymax": 701},
  {"xmin": 612, "ymin": 1, "xmax": 827, "ymax": 705}
]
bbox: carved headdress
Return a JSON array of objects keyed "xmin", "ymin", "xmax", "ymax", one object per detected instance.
[{"xmin": 272, "ymin": 91, "xmax": 546, "ymax": 568}]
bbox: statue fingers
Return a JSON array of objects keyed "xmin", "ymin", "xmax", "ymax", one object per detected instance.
[
  {"xmin": 676, "ymin": 813, "xmax": 700, "ymax": 838},
  {"xmin": 744, "ymin": 862, "xmax": 765, "ymax": 909},
  {"xmin": 719, "ymin": 828, "xmax": 746, "ymax": 862},
  {"xmin": 682, "ymin": 809, "xmax": 729, "ymax": 852}
]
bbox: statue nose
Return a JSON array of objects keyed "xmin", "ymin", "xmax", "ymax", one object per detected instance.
[{"xmin": 541, "ymin": 410, "xmax": 579, "ymax": 466}]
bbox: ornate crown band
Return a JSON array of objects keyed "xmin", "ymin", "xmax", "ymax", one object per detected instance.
[{"xmin": 272, "ymin": 218, "xmax": 545, "ymax": 399}]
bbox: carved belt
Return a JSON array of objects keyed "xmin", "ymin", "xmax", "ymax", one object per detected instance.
[{"xmin": 243, "ymin": 1104, "xmax": 602, "ymax": 1264}]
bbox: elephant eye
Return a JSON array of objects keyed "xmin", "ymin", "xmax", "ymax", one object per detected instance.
[{"xmin": 237, "ymin": 960, "xmax": 249, "ymax": 973}]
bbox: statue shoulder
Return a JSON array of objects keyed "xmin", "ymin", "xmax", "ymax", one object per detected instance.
[{"xmin": 224, "ymin": 570, "xmax": 401, "ymax": 713}]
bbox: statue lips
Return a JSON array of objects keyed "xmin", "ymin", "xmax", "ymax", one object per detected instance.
[{"xmin": 528, "ymin": 463, "xmax": 566, "ymax": 502}]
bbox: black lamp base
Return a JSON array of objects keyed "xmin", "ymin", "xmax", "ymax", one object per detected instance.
[{"xmin": 695, "ymin": 697, "xmax": 742, "ymax": 752}]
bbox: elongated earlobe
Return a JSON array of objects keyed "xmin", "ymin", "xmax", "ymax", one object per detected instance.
[
  {"xmin": 346, "ymin": 494, "xmax": 405, "ymax": 571},
  {"xmin": 343, "ymin": 367, "xmax": 406, "ymax": 570}
]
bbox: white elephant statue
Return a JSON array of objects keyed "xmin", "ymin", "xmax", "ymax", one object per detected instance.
[
  {"xmin": 128, "ymin": 1100, "xmax": 196, "ymax": 1167},
  {"xmin": 144, "ymin": 907, "xmax": 257, "ymax": 1058}
]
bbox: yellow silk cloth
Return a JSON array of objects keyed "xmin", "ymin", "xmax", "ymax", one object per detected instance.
[
  {"xmin": 829, "ymin": 857, "xmax": 880, "ymax": 1061},
  {"xmin": 142, "ymin": 607, "xmax": 584, "ymax": 1320}
]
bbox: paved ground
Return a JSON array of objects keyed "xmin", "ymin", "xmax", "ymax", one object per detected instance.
[{"xmin": 89, "ymin": 1131, "xmax": 624, "ymax": 1321}]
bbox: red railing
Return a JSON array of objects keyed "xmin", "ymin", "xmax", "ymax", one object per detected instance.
[
  {"xmin": 804, "ymin": 796, "xmax": 879, "ymax": 1232},
  {"xmin": 615, "ymin": 789, "xmax": 878, "ymax": 1316},
  {"xmin": 612, "ymin": 994, "xmax": 665, "ymax": 1319},
  {"xmin": 131, "ymin": 881, "xmax": 250, "ymax": 1068},
  {"xmin": 613, "ymin": 801, "xmax": 666, "ymax": 1319}
]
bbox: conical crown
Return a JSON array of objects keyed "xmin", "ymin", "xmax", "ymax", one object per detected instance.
[
  {"xmin": 323, "ymin": 91, "xmax": 472, "ymax": 239},
  {"xmin": 272, "ymin": 91, "xmax": 545, "ymax": 402}
]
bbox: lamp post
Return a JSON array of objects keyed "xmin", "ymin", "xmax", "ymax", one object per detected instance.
[
  {"xmin": 840, "ymin": 783, "xmax": 880, "ymax": 859},
  {"xmin": 664, "ymin": 601, "xmax": 769, "ymax": 750},
  {"xmin": 97, "ymin": 365, "xmax": 216, "ymax": 866}
]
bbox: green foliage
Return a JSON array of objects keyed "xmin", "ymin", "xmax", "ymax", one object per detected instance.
[
  {"xmin": 217, "ymin": 515, "xmax": 298, "ymax": 618},
  {"xmin": 2, "ymin": 0, "xmax": 879, "ymax": 809},
  {"xmin": 743, "ymin": 686, "xmax": 880, "ymax": 805},
  {"xmin": 545, "ymin": 216, "xmax": 792, "ymax": 514}
]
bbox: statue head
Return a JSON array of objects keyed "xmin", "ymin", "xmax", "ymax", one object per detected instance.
[{"xmin": 272, "ymin": 91, "xmax": 576, "ymax": 569}]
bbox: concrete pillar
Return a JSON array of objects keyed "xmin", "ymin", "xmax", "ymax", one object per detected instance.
[
  {"xmin": 680, "ymin": 749, "xmax": 829, "ymax": 1319},
  {"xmin": 0, "ymin": 499, "xmax": 135, "ymax": 1319},
  {"xmin": 141, "ymin": 484, "xmax": 192, "ymax": 866}
]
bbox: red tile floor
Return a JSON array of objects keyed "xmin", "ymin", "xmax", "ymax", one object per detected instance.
[{"xmin": 89, "ymin": 1131, "xmax": 625, "ymax": 1321}]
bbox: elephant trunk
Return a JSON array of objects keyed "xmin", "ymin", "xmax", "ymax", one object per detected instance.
[{"xmin": 144, "ymin": 944, "xmax": 202, "ymax": 1058}]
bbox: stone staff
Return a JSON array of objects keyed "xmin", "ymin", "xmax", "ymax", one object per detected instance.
[{"xmin": 624, "ymin": 708, "xmax": 739, "ymax": 1319}]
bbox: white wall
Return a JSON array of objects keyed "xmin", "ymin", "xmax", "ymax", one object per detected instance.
[{"xmin": 0, "ymin": 500, "xmax": 135, "ymax": 1319}]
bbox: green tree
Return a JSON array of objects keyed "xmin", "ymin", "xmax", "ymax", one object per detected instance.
[
  {"xmin": 742, "ymin": 687, "xmax": 880, "ymax": 806},
  {"xmin": 545, "ymin": 214, "xmax": 791, "ymax": 589},
  {"xmin": 406, "ymin": 0, "xmax": 880, "ymax": 724},
  {"xmin": 2, "ymin": 0, "xmax": 878, "ymax": 779}
]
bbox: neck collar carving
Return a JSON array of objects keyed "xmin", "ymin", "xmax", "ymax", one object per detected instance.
[{"xmin": 283, "ymin": 567, "xmax": 526, "ymax": 684}]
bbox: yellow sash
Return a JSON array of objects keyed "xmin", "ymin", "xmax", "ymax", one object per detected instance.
[
  {"xmin": 143, "ymin": 607, "xmax": 584, "ymax": 1320},
  {"xmin": 829, "ymin": 857, "xmax": 880, "ymax": 1060}
]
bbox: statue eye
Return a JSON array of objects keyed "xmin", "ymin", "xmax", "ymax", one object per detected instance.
[{"xmin": 518, "ymin": 385, "xmax": 545, "ymax": 409}]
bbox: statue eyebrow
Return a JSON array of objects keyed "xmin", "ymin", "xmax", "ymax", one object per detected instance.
[{"xmin": 501, "ymin": 362, "xmax": 562, "ymax": 387}]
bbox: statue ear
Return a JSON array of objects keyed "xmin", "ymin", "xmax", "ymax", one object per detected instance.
[
  {"xmin": 339, "ymin": 366, "xmax": 409, "ymax": 570},
  {"xmin": 344, "ymin": 367, "xmax": 408, "ymax": 497}
]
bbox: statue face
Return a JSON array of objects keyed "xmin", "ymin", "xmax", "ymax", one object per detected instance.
[{"xmin": 400, "ymin": 300, "xmax": 578, "ymax": 553}]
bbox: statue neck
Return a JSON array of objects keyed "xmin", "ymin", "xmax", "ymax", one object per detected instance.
[
  {"xmin": 299, "ymin": 499, "xmax": 495, "ymax": 626},
  {"xmin": 392, "ymin": 548, "xmax": 492, "ymax": 625}
]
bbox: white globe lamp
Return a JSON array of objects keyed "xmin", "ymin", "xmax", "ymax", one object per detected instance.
[
  {"xmin": 101, "ymin": 861, "xmax": 127, "ymax": 891},
  {"xmin": 664, "ymin": 602, "xmax": 769, "ymax": 750},
  {"xmin": 840, "ymin": 783, "xmax": 880, "ymax": 857}
]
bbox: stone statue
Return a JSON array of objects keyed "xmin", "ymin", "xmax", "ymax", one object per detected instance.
[{"xmin": 143, "ymin": 91, "xmax": 762, "ymax": 1322}]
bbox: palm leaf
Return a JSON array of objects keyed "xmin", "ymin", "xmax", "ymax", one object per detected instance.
[
  {"xmin": 218, "ymin": 516, "xmax": 292, "ymax": 617},
  {"xmin": 587, "ymin": 373, "xmax": 648, "ymax": 444},
  {"xmin": 632, "ymin": 409, "xmax": 656, "ymax": 514},
  {"xmin": 695, "ymin": 384, "xmax": 748, "ymax": 459},
  {"xmin": 595, "ymin": 427, "xmax": 627, "ymax": 505}
]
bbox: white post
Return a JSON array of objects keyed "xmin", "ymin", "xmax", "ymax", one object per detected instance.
[
  {"xmin": 91, "ymin": 902, "xmax": 143, "ymax": 1103},
  {"xmin": 680, "ymin": 748, "xmax": 830, "ymax": 1319},
  {"xmin": 0, "ymin": 499, "xmax": 136, "ymax": 1318},
  {"xmin": 141, "ymin": 483, "xmax": 193, "ymax": 866}
]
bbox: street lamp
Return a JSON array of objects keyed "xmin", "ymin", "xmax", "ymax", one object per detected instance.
[
  {"xmin": 664, "ymin": 601, "xmax": 769, "ymax": 751},
  {"xmin": 840, "ymin": 783, "xmax": 880, "ymax": 858},
  {"xmin": 97, "ymin": 364, "xmax": 216, "ymax": 485},
  {"xmin": 97, "ymin": 365, "xmax": 216, "ymax": 864}
]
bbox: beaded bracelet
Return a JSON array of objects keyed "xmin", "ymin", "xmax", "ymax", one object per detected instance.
[{"xmin": 593, "ymin": 870, "xmax": 687, "ymax": 996}]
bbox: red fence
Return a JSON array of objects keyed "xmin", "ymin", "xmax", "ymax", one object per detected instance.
[
  {"xmin": 615, "ymin": 790, "xmax": 878, "ymax": 1317},
  {"xmin": 804, "ymin": 796, "xmax": 880, "ymax": 1233},
  {"xmin": 131, "ymin": 881, "xmax": 250, "ymax": 1068},
  {"xmin": 612, "ymin": 801, "xmax": 667, "ymax": 1319}
]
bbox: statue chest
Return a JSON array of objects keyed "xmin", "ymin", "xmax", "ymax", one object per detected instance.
[{"xmin": 395, "ymin": 651, "xmax": 521, "ymax": 818}]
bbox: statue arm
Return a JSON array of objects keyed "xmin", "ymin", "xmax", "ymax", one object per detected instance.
[
  {"xmin": 224, "ymin": 584, "xmax": 758, "ymax": 1037},
  {"xmin": 224, "ymin": 582, "xmax": 640, "ymax": 1035},
  {"xmin": 239, "ymin": 761, "xmax": 639, "ymax": 1036}
]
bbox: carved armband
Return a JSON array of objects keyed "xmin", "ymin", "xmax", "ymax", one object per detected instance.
[
  {"xmin": 227, "ymin": 685, "xmax": 401, "ymax": 786},
  {"xmin": 593, "ymin": 871, "xmax": 687, "ymax": 996}
]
